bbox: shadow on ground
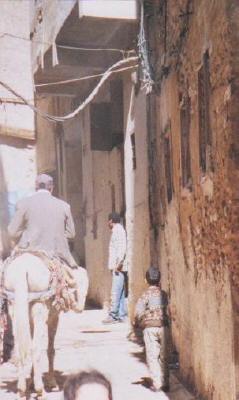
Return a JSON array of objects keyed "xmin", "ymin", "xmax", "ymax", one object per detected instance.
[
  {"xmin": 132, "ymin": 376, "xmax": 152, "ymax": 389},
  {"xmin": 0, "ymin": 370, "xmax": 69, "ymax": 396},
  {"xmin": 131, "ymin": 375, "xmax": 195, "ymax": 399},
  {"xmin": 0, "ymin": 379, "xmax": 17, "ymax": 394},
  {"xmin": 129, "ymin": 337, "xmax": 194, "ymax": 399},
  {"xmin": 49, "ymin": 370, "xmax": 68, "ymax": 390},
  {"xmin": 130, "ymin": 348, "xmax": 146, "ymax": 364}
]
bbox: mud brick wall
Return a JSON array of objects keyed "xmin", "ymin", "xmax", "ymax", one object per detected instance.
[
  {"xmin": 146, "ymin": 1, "xmax": 239, "ymax": 399},
  {"xmin": 226, "ymin": 2, "xmax": 239, "ymax": 398}
]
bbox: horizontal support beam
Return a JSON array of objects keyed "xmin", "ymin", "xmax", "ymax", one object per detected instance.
[
  {"xmin": 42, "ymin": 46, "xmax": 121, "ymax": 71},
  {"xmin": 35, "ymin": 77, "xmax": 94, "ymax": 97}
]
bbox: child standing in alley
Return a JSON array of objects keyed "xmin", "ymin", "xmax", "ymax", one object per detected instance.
[{"xmin": 134, "ymin": 266, "xmax": 170, "ymax": 392}]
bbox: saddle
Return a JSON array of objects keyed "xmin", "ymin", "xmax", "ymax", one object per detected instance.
[{"xmin": 1, "ymin": 250, "xmax": 79, "ymax": 313}]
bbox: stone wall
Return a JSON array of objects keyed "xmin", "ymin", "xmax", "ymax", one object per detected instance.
[
  {"xmin": 226, "ymin": 2, "xmax": 239, "ymax": 397},
  {"xmin": 146, "ymin": 0, "xmax": 239, "ymax": 398}
]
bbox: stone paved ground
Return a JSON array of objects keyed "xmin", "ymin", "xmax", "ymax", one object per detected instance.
[{"xmin": 0, "ymin": 309, "xmax": 196, "ymax": 399}]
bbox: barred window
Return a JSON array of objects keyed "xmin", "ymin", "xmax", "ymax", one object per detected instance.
[{"xmin": 130, "ymin": 133, "xmax": 136, "ymax": 170}]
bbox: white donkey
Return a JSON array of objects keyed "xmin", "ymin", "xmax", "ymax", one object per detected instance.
[{"xmin": 2, "ymin": 253, "xmax": 88, "ymax": 399}]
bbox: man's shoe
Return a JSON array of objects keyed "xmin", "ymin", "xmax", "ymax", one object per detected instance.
[{"xmin": 102, "ymin": 316, "xmax": 119, "ymax": 324}]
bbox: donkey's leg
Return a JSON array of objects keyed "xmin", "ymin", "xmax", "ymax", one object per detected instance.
[
  {"xmin": 5, "ymin": 303, "xmax": 16, "ymax": 364},
  {"xmin": 31, "ymin": 302, "xmax": 48, "ymax": 394},
  {"xmin": 46, "ymin": 305, "xmax": 59, "ymax": 391},
  {"xmin": 70, "ymin": 267, "xmax": 89, "ymax": 312},
  {"xmin": 13, "ymin": 321, "xmax": 28, "ymax": 396}
]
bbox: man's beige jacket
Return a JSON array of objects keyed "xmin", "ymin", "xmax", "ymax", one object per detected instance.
[{"xmin": 8, "ymin": 190, "xmax": 76, "ymax": 267}]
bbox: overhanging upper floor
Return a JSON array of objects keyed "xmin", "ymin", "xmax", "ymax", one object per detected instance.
[{"xmin": 32, "ymin": 0, "xmax": 139, "ymax": 97}]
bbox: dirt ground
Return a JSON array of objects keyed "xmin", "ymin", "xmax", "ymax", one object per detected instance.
[{"xmin": 0, "ymin": 309, "xmax": 196, "ymax": 399}]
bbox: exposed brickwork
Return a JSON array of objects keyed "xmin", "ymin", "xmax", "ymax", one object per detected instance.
[{"xmin": 146, "ymin": 0, "xmax": 239, "ymax": 399}]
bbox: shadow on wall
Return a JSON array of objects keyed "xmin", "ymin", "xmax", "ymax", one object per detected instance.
[
  {"xmin": 0, "ymin": 151, "xmax": 10, "ymax": 260},
  {"xmin": 0, "ymin": 136, "xmax": 36, "ymax": 260}
]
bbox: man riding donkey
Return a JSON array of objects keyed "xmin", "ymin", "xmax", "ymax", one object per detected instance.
[
  {"xmin": 0, "ymin": 174, "xmax": 88, "ymax": 396},
  {"xmin": 7, "ymin": 173, "xmax": 88, "ymax": 312}
]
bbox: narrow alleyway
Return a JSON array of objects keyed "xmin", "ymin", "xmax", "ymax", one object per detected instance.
[{"xmin": 0, "ymin": 309, "xmax": 195, "ymax": 400}]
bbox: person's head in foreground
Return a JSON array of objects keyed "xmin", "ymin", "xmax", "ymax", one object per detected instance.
[
  {"xmin": 63, "ymin": 369, "xmax": 113, "ymax": 400},
  {"xmin": 145, "ymin": 266, "xmax": 161, "ymax": 286}
]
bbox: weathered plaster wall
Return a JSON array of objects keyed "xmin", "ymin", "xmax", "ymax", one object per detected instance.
[
  {"xmin": 226, "ymin": 2, "xmax": 239, "ymax": 397},
  {"xmin": 35, "ymin": 84, "xmax": 134, "ymax": 307},
  {"xmin": 151, "ymin": 1, "xmax": 238, "ymax": 398},
  {"xmin": 80, "ymin": 104, "xmax": 124, "ymax": 306},
  {"xmin": 124, "ymin": 75, "xmax": 151, "ymax": 316},
  {"xmin": 0, "ymin": 0, "xmax": 35, "ymax": 139},
  {"xmin": 36, "ymin": 95, "xmax": 85, "ymax": 266},
  {"xmin": 35, "ymin": 75, "xmax": 150, "ymax": 309},
  {"xmin": 0, "ymin": 1, "xmax": 36, "ymax": 258},
  {"xmin": 35, "ymin": 96, "xmax": 56, "ymax": 174},
  {"xmin": 0, "ymin": 138, "xmax": 36, "ymax": 259},
  {"xmin": 31, "ymin": 0, "xmax": 77, "ymax": 73},
  {"xmin": 63, "ymin": 109, "xmax": 85, "ymax": 266},
  {"xmin": 79, "ymin": 75, "xmax": 150, "ymax": 309}
]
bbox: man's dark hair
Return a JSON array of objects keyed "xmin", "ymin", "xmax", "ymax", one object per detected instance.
[
  {"xmin": 63, "ymin": 369, "xmax": 112, "ymax": 400},
  {"xmin": 38, "ymin": 182, "xmax": 52, "ymax": 190},
  {"xmin": 108, "ymin": 212, "xmax": 121, "ymax": 223},
  {"xmin": 145, "ymin": 266, "xmax": 161, "ymax": 286}
]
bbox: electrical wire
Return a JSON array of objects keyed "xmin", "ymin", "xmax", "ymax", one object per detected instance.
[
  {"xmin": 0, "ymin": 32, "xmax": 136, "ymax": 55},
  {"xmin": 138, "ymin": 0, "xmax": 154, "ymax": 93},
  {"xmin": 35, "ymin": 64, "xmax": 138, "ymax": 87},
  {"xmin": 0, "ymin": 56, "xmax": 138, "ymax": 123}
]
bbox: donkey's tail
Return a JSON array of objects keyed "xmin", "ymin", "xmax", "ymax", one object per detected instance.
[{"xmin": 14, "ymin": 267, "xmax": 32, "ymax": 375}]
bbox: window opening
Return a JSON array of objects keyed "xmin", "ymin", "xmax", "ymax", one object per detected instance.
[
  {"xmin": 130, "ymin": 133, "xmax": 137, "ymax": 170},
  {"xmin": 198, "ymin": 50, "xmax": 212, "ymax": 172},
  {"xmin": 180, "ymin": 95, "xmax": 192, "ymax": 189}
]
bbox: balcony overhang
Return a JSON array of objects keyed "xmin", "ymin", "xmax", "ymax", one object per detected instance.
[
  {"xmin": 34, "ymin": 1, "xmax": 138, "ymax": 97},
  {"xmin": 78, "ymin": 0, "xmax": 138, "ymax": 20}
]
